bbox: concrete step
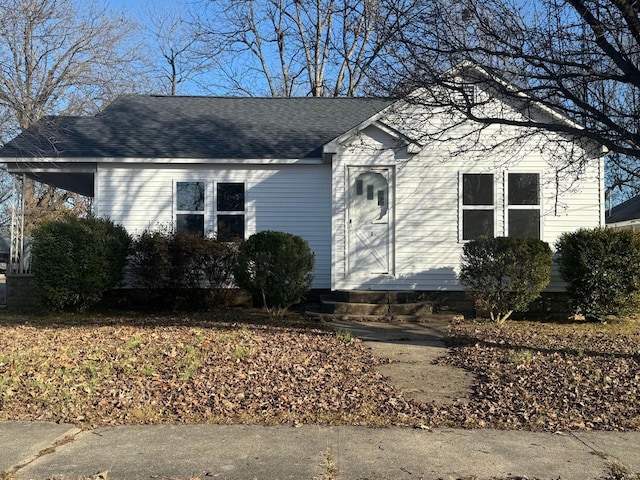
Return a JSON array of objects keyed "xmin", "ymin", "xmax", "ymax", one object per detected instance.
[
  {"xmin": 310, "ymin": 290, "xmax": 441, "ymax": 323},
  {"xmin": 304, "ymin": 307, "xmax": 447, "ymax": 323},
  {"xmin": 321, "ymin": 300, "xmax": 389, "ymax": 316},
  {"xmin": 331, "ymin": 290, "xmax": 431, "ymax": 304},
  {"xmin": 319, "ymin": 300, "xmax": 434, "ymax": 316},
  {"xmin": 389, "ymin": 302, "xmax": 434, "ymax": 316}
]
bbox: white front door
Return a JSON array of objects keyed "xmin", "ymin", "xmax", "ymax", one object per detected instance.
[{"xmin": 348, "ymin": 167, "xmax": 392, "ymax": 277}]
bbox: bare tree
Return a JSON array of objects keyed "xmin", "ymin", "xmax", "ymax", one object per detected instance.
[
  {"xmin": 375, "ymin": 0, "xmax": 640, "ymax": 192},
  {"xmin": 0, "ymin": 0, "xmax": 143, "ymax": 230},
  {"xmin": 198, "ymin": 0, "xmax": 395, "ymax": 96},
  {"xmin": 140, "ymin": 1, "xmax": 219, "ymax": 96}
]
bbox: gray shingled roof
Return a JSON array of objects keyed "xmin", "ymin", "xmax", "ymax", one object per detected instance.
[
  {"xmin": 0, "ymin": 95, "xmax": 393, "ymax": 159},
  {"xmin": 606, "ymin": 195, "xmax": 640, "ymax": 224}
]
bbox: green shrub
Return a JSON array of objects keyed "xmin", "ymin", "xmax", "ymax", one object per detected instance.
[
  {"xmin": 169, "ymin": 231, "xmax": 238, "ymax": 304},
  {"xmin": 31, "ymin": 215, "xmax": 131, "ymax": 311},
  {"xmin": 130, "ymin": 229, "xmax": 172, "ymax": 290},
  {"xmin": 234, "ymin": 230, "xmax": 314, "ymax": 318},
  {"xmin": 459, "ymin": 236, "xmax": 552, "ymax": 324},
  {"xmin": 556, "ymin": 227, "xmax": 640, "ymax": 321},
  {"xmin": 199, "ymin": 239, "xmax": 238, "ymax": 306},
  {"xmin": 130, "ymin": 229, "xmax": 238, "ymax": 307},
  {"xmin": 169, "ymin": 231, "xmax": 209, "ymax": 288}
]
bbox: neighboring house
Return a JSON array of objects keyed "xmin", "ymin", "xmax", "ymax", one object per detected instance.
[
  {"xmin": 605, "ymin": 195, "xmax": 640, "ymax": 232},
  {"xmin": 0, "ymin": 88, "xmax": 605, "ymax": 293}
]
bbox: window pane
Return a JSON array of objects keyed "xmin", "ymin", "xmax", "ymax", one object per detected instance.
[
  {"xmin": 217, "ymin": 183, "xmax": 244, "ymax": 211},
  {"xmin": 217, "ymin": 215, "xmax": 245, "ymax": 241},
  {"xmin": 177, "ymin": 182, "xmax": 205, "ymax": 211},
  {"xmin": 463, "ymin": 210, "xmax": 494, "ymax": 240},
  {"xmin": 463, "ymin": 174, "xmax": 493, "ymax": 205},
  {"xmin": 509, "ymin": 209, "xmax": 540, "ymax": 238},
  {"xmin": 509, "ymin": 173, "xmax": 539, "ymax": 205},
  {"xmin": 176, "ymin": 214, "xmax": 204, "ymax": 235}
]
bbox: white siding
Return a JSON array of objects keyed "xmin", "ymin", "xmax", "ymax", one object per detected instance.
[
  {"xmin": 332, "ymin": 121, "xmax": 603, "ymax": 292},
  {"xmin": 95, "ymin": 163, "xmax": 332, "ymax": 288},
  {"xmin": 93, "ymin": 99, "xmax": 603, "ymax": 294}
]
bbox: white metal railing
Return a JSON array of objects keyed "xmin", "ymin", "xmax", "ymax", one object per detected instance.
[{"xmin": 9, "ymin": 174, "xmax": 30, "ymax": 275}]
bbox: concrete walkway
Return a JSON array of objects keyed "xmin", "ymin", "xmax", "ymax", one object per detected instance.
[
  {"xmin": 327, "ymin": 319, "xmax": 476, "ymax": 405},
  {"xmin": 2, "ymin": 421, "xmax": 640, "ymax": 480}
]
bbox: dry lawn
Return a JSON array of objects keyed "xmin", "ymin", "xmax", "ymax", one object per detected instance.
[
  {"xmin": 0, "ymin": 309, "xmax": 639, "ymax": 433},
  {"xmin": 0, "ymin": 310, "xmax": 422, "ymax": 428}
]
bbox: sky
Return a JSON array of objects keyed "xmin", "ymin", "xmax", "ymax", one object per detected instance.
[{"xmin": 100, "ymin": 0, "xmax": 219, "ymax": 96}]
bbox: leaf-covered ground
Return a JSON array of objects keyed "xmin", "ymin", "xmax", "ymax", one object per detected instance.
[
  {"xmin": 440, "ymin": 317, "xmax": 640, "ymax": 431},
  {"xmin": 0, "ymin": 310, "xmax": 639, "ymax": 432},
  {"xmin": 0, "ymin": 311, "xmax": 423, "ymax": 428}
]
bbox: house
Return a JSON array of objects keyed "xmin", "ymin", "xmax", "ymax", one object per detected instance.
[
  {"xmin": 0, "ymin": 89, "xmax": 605, "ymax": 294},
  {"xmin": 605, "ymin": 195, "xmax": 640, "ymax": 232}
]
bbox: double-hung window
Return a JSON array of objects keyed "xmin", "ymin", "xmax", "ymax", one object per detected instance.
[
  {"xmin": 176, "ymin": 181, "xmax": 206, "ymax": 235},
  {"xmin": 461, "ymin": 173, "xmax": 494, "ymax": 240},
  {"xmin": 216, "ymin": 182, "xmax": 245, "ymax": 241},
  {"xmin": 174, "ymin": 181, "xmax": 246, "ymax": 240},
  {"xmin": 507, "ymin": 173, "xmax": 540, "ymax": 238}
]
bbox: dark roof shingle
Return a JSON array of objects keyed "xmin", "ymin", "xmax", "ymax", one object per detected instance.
[
  {"xmin": 0, "ymin": 95, "xmax": 393, "ymax": 159},
  {"xmin": 606, "ymin": 195, "xmax": 640, "ymax": 224}
]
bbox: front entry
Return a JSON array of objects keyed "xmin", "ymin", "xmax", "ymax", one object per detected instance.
[{"xmin": 347, "ymin": 167, "xmax": 392, "ymax": 277}]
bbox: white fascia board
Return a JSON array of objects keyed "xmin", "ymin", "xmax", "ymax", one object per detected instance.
[
  {"xmin": 451, "ymin": 62, "xmax": 586, "ymax": 132},
  {"xmin": 607, "ymin": 219, "xmax": 640, "ymax": 229},
  {"xmin": 3, "ymin": 156, "xmax": 325, "ymax": 165},
  {"xmin": 323, "ymin": 106, "xmax": 418, "ymax": 155},
  {"xmin": 323, "ymin": 105, "xmax": 394, "ymax": 154},
  {"xmin": 5, "ymin": 159, "xmax": 97, "ymax": 173}
]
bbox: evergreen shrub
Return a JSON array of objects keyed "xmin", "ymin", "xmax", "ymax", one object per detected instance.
[
  {"xmin": 234, "ymin": 230, "xmax": 314, "ymax": 317},
  {"xmin": 31, "ymin": 215, "xmax": 131, "ymax": 311},
  {"xmin": 459, "ymin": 236, "xmax": 552, "ymax": 324},
  {"xmin": 556, "ymin": 227, "xmax": 640, "ymax": 321},
  {"xmin": 129, "ymin": 229, "xmax": 172, "ymax": 290}
]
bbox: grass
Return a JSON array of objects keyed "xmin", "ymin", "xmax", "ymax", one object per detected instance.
[{"xmin": 335, "ymin": 329, "xmax": 354, "ymax": 343}]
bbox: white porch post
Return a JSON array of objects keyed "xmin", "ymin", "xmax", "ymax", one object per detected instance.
[{"xmin": 9, "ymin": 174, "xmax": 27, "ymax": 274}]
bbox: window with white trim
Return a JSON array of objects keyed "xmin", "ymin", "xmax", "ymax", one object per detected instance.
[
  {"xmin": 461, "ymin": 173, "xmax": 494, "ymax": 240},
  {"xmin": 174, "ymin": 181, "xmax": 246, "ymax": 240},
  {"xmin": 176, "ymin": 181, "xmax": 205, "ymax": 234},
  {"xmin": 507, "ymin": 173, "xmax": 540, "ymax": 238},
  {"xmin": 216, "ymin": 182, "xmax": 245, "ymax": 241}
]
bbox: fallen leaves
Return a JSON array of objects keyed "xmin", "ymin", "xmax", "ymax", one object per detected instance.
[
  {"xmin": 0, "ymin": 312, "xmax": 425, "ymax": 428},
  {"xmin": 1, "ymin": 311, "xmax": 638, "ymax": 432},
  {"xmin": 441, "ymin": 318, "xmax": 640, "ymax": 431}
]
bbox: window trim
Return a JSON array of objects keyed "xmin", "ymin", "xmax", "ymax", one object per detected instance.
[
  {"xmin": 504, "ymin": 171, "xmax": 543, "ymax": 239},
  {"xmin": 459, "ymin": 172, "xmax": 496, "ymax": 242},
  {"xmin": 215, "ymin": 182, "xmax": 246, "ymax": 241},
  {"xmin": 173, "ymin": 180, "xmax": 247, "ymax": 240},
  {"xmin": 174, "ymin": 180, "xmax": 208, "ymax": 235}
]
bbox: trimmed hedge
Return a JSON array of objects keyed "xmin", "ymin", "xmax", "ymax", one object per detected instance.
[
  {"xmin": 556, "ymin": 227, "xmax": 640, "ymax": 321},
  {"xmin": 129, "ymin": 229, "xmax": 237, "ymax": 308},
  {"xmin": 31, "ymin": 215, "xmax": 131, "ymax": 311},
  {"xmin": 459, "ymin": 236, "xmax": 552, "ymax": 324},
  {"xmin": 234, "ymin": 230, "xmax": 314, "ymax": 317},
  {"xmin": 129, "ymin": 229, "xmax": 172, "ymax": 290}
]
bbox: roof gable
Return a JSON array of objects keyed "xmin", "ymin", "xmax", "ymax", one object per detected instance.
[
  {"xmin": 0, "ymin": 95, "xmax": 393, "ymax": 160},
  {"xmin": 606, "ymin": 195, "xmax": 640, "ymax": 224}
]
